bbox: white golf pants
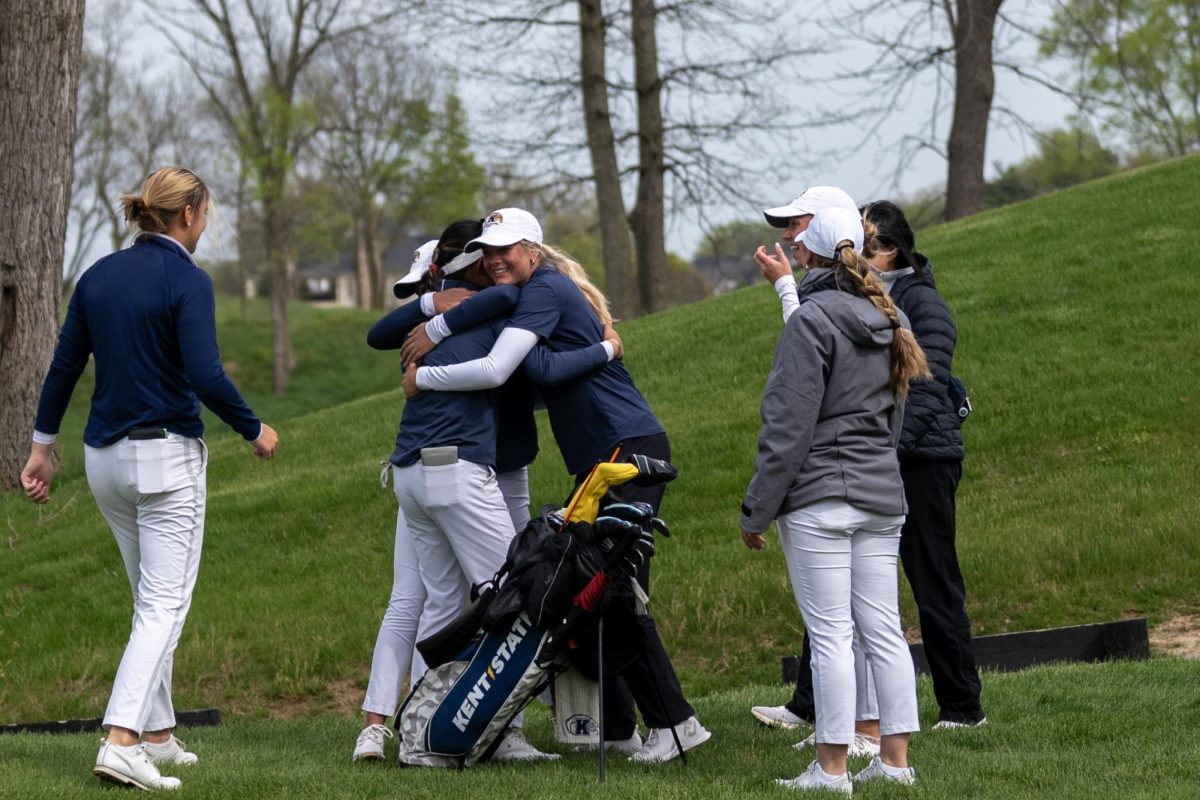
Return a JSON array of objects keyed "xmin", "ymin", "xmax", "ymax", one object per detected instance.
[
  {"xmin": 779, "ymin": 515, "xmax": 879, "ymax": 722},
  {"xmin": 85, "ymin": 435, "xmax": 207, "ymax": 734},
  {"xmin": 495, "ymin": 467, "xmax": 531, "ymax": 532},
  {"xmin": 361, "ymin": 499, "xmax": 427, "ymax": 717},
  {"xmin": 361, "ymin": 465, "xmax": 531, "ymax": 718},
  {"xmin": 779, "ymin": 499, "xmax": 920, "ymax": 744}
]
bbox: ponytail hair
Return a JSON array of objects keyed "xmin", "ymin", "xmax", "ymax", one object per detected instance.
[
  {"xmin": 861, "ymin": 200, "xmax": 919, "ymax": 273},
  {"xmin": 812, "ymin": 242, "xmax": 930, "ymax": 398},
  {"xmin": 535, "ymin": 242, "xmax": 613, "ymax": 327},
  {"xmin": 119, "ymin": 166, "xmax": 214, "ymax": 237}
]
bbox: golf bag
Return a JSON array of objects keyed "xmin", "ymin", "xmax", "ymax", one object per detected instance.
[{"xmin": 395, "ymin": 457, "xmax": 674, "ymax": 768}]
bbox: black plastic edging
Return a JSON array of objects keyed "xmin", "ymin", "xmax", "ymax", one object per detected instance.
[
  {"xmin": 1, "ymin": 708, "xmax": 221, "ymax": 735},
  {"xmin": 781, "ymin": 619, "xmax": 1150, "ymax": 683}
]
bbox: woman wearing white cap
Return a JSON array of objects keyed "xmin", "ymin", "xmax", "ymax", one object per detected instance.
[
  {"xmin": 353, "ymin": 218, "xmax": 617, "ymax": 762},
  {"xmin": 740, "ymin": 206, "xmax": 928, "ymax": 793},
  {"xmin": 749, "ymin": 187, "xmax": 884, "ymax": 757},
  {"xmin": 403, "ymin": 208, "xmax": 711, "ymax": 764},
  {"xmin": 755, "ymin": 186, "xmax": 859, "ymax": 323}
]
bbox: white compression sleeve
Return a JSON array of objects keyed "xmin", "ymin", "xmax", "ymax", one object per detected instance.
[
  {"xmin": 416, "ymin": 327, "xmax": 539, "ymax": 391},
  {"xmin": 775, "ymin": 274, "xmax": 799, "ymax": 322},
  {"xmin": 425, "ymin": 314, "xmax": 449, "ymax": 344},
  {"xmin": 420, "ymin": 293, "xmax": 436, "ymax": 316}
]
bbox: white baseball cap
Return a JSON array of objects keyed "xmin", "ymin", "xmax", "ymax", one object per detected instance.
[
  {"xmin": 763, "ymin": 186, "xmax": 858, "ymax": 227},
  {"xmin": 465, "ymin": 208, "xmax": 543, "ymax": 251},
  {"xmin": 795, "ymin": 206, "xmax": 865, "ymax": 259},
  {"xmin": 392, "ymin": 239, "xmax": 439, "ymax": 298}
]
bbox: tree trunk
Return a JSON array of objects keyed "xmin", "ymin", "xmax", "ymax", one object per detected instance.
[
  {"xmin": 0, "ymin": 1, "xmax": 85, "ymax": 490},
  {"xmin": 944, "ymin": 0, "xmax": 1003, "ymax": 221},
  {"xmin": 235, "ymin": 161, "xmax": 251, "ymax": 320},
  {"xmin": 368, "ymin": 216, "xmax": 385, "ymax": 311},
  {"xmin": 630, "ymin": 0, "xmax": 667, "ymax": 313},
  {"xmin": 578, "ymin": 0, "xmax": 639, "ymax": 318},
  {"xmin": 355, "ymin": 216, "xmax": 372, "ymax": 309},
  {"xmin": 262, "ymin": 196, "xmax": 292, "ymax": 395}
]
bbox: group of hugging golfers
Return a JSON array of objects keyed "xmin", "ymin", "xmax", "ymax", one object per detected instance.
[{"xmin": 21, "ymin": 165, "xmax": 983, "ymax": 794}]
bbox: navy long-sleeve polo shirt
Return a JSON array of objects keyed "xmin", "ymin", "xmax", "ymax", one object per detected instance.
[{"xmin": 34, "ymin": 235, "xmax": 261, "ymax": 447}]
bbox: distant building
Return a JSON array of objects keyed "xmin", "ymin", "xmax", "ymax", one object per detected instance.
[
  {"xmin": 296, "ymin": 233, "xmax": 434, "ymax": 308},
  {"xmin": 692, "ymin": 252, "xmax": 760, "ymax": 296}
]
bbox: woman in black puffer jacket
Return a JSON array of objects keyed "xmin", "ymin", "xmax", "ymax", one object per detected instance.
[{"xmin": 862, "ymin": 200, "xmax": 986, "ymax": 728}]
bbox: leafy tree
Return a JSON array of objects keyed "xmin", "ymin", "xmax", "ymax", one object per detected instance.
[
  {"xmin": 694, "ymin": 220, "xmax": 776, "ymax": 262},
  {"xmin": 156, "ymin": 0, "xmax": 409, "ymax": 393},
  {"xmin": 67, "ymin": 1, "xmax": 194, "ymax": 292},
  {"xmin": 405, "ymin": 95, "xmax": 487, "ymax": 235},
  {"xmin": 1040, "ymin": 0, "xmax": 1200, "ymax": 157},
  {"xmin": 985, "ymin": 126, "xmax": 1120, "ymax": 207},
  {"xmin": 306, "ymin": 41, "xmax": 438, "ymax": 309}
]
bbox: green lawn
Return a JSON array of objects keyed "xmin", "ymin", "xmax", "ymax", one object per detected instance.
[
  {"xmin": 2, "ymin": 154, "xmax": 1198, "ymax": 740},
  {"xmin": 1, "ymin": 660, "xmax": 1196, "ymax": 799}
]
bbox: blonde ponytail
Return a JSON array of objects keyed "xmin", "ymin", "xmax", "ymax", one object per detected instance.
[
  {"xmin": 815, "ymin": 242, "xmax": 931, "ymax": 398},
  {"xmin": 119, "ymin": 166, "xmax": 214, "ymax": 236},
  {"xmin": 536, "ymin": 242, "xmax": 613, "ymax": 327}
]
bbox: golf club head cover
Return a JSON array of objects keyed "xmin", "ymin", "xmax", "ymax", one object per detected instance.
[
  {"xmin": 599, "ymin": 501, "xmax": 654, "ymax": 525},
  {"xmin": 598, "ymin": 502, "xmax": 671, "ymax": 539},
  {"xmin": 593, "ymin": 515, "xmax": 641, "ymax": 542},
  {"xmin": 625, "ymin": 453, "xmax": 678, "ymax": 486}
]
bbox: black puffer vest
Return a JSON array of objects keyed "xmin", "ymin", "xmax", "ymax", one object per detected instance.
[{"xmin": 889, "ymin": 255, "xmax": 965, "ymax": 462}]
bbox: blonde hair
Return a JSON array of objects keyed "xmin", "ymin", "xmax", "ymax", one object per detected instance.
[
  {"xmin": 119, "ymin": 166, "xmax": 215, "ymax": 236},
  {"xmin": 811, "ymin": 242, "xmax": 931, "ymax": 398},
  {"xmin": 528, "ymin": 242, "xmax": 614, "ymax": 327}
]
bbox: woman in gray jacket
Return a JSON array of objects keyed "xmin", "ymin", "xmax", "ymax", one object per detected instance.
[{"xmin": 741, "ymin": 206, "xmax": 929, "ymax": 794}]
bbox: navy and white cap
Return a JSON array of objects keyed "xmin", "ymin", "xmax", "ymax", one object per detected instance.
[
  {"xmin": 796, "ymin": 206, "xmax": 865, "ymax": 259},
  {"xmin": 393, "ymin": 239, "xmax": 439, "ymax": 298},
  {"xmin": 465, "ymin": 208, "xmax": 543, "ymax": 251},
  {"xmin": 763, "ymin": 186, "xmax": 857, "ymax": 228}
]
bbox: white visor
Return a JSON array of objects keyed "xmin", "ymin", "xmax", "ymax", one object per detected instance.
[{"xmin": 440, "ymin": 249, "xmax": 482, "ymax": 276}]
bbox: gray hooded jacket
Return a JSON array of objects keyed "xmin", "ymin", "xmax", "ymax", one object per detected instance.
[{"xmin": 741, "ymin": 269, "xmax": 908, "ymax": 534}]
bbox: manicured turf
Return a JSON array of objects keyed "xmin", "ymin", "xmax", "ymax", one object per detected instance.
[
  {"xmin": 1, "ymin": 660, "xmax": 1196, "ymax": 799},
  {"xmin": 2, "ymin": 154, "xmax": 1197, "ymax": 737}
]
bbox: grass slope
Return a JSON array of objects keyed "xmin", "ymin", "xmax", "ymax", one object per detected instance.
[
  {"xmin": 2, "ymin": 661, "xmax": 1197, "ymax": 799},
  {"xmin": 2, "ymin": 155, "xmax": 1199, "ymax": 722}
]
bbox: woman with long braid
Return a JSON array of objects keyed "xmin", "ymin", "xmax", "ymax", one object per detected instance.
[{"xmin": 740, "ymin": 206, "xmax": 928, "ymax": 794}]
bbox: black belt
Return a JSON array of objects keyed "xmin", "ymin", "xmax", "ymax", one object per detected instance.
[{"xmin": 128, "ymin": 427, "xmax": 169, "ymax": 440}]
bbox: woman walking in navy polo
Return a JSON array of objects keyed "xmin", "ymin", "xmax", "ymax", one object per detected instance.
[{"xmin": 21, "ymin": 167, "xmax": 278, "ymax": 791}]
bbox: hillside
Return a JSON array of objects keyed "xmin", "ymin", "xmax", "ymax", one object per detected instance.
[{"xmin": 2, "ymin": 154, "xmax": 1198, "ymax": 721}]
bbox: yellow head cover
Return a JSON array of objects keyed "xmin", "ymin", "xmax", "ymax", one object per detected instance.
[{"xmin": 561, "ymin": 462, "xmax": 640, "ymax": 525}]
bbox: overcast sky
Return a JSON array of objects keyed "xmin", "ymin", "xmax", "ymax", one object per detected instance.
[{"xmin": 81, "ymin": 0, "xmax": 1077, "ymax": 265}]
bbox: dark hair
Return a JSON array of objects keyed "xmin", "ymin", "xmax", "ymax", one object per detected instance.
[
  {"xmin": 432, "ymin": 218, "xmax": 484, "ymax": 268},
  {"xmin": 861, "ymin": 200, "xmax": 919, "ymax": 273}
]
